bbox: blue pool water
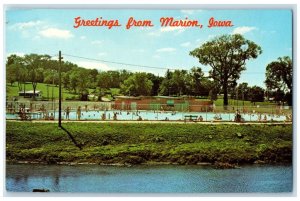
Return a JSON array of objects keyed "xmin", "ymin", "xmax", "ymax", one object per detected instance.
[{"xmin": 6, "ymin": 110, "xmax": 287, "ymax": 121}]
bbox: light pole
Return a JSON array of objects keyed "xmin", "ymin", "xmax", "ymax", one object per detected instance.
[
  {"xmin": 52, "ymin": 70, "xmax": 54, "ymax": 111},
  {"xmin": 58, "ymin": 51, "xmax": 63, "ymax": 127},
  {"xmin": 240, "ymin": 44, "xmax": 248, "ymax": 111}
]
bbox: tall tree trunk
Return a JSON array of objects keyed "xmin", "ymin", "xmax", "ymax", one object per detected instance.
[
  {"xmin": 18, "ymin": 81, "xmax": 23, "ymax": 91},
  {"xmin": 32, "ymin": 82, "xmax": 37, "ymax": 100},
  {"xmin": 287, "ymin": 90, "xmax": 292, "ymax": 106}
]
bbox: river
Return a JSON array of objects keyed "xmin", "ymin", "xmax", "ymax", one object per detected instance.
[{"xmin": 6, "ymin": 164, "xmax": 292, "ymax": 193}]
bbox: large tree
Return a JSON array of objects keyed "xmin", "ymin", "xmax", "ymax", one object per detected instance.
[
  {"xmin": 61, "ymin": 72, "xmax": 70, "ymax": 89},
  {"xmin": 97, "ymin": 71, "xmax": 112, "ymax": 97},
  {"xmin": 235, "ymin": 82, "xmax": 250, "ymax": 101},
  {"xmin": 69, "ymin": 70, "xmax": 80, "ymax": 94},
  {"xmin": 159, "ymin": 69, "xmax": 172, "ymax": 96},
  {"xmin": 170, "ymin": 70, "xmax": 188, "ymax": 96},
  {"xmin": 265, "ymin": 56, "xmax": 292, "ymax": 105},
  {"xmin": 6, "ymin": 63, "xmax": 17, "ymax": 86},
  {"xmin": 249, "ymin": 86, "xmax": 265, "ymax": 103},
  {"xmin": 146, "ymin": 73, "xmax": 163, "ymax": 96},
  {"xmin": 6, "ymin": 54, "xmax": 27, "ymax": 91},
  {"xmin": 190, "ymin": 34, "xmax": 262, "ymax": 109},
  {"xmin": 186, "ymin": 67, "xmax": 204, "ymax": 96},
  {"xmin": 23, "ymin": 54, "xmax": 51, "ymax": 99},
  {"xmin": 121, "ymin": 72, "xmax": 153, "ymax": 96}
]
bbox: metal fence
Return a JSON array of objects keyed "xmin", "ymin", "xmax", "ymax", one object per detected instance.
[{"xmin": 6, "ymin": 100, "xmax": 292, "ymax": 122}]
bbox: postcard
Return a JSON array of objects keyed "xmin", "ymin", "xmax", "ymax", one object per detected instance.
[{"xmin": 5, "ymin": 6, "xmax": 293, "ymax": 194}]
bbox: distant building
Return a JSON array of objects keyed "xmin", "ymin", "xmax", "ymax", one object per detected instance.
[
  {"xmin": 113, "ymin": 96, "xmax": 213, "ymax": 112},
  {"xmin": 18, "ymin": 90, "xmax": 42, "ymax": 98}
]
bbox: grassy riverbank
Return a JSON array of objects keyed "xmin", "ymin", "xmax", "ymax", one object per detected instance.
[{"xmin": 6, "ymin": 122, "xmax": 292, "ymax": 166}]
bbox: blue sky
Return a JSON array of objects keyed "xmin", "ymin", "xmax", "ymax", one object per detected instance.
[{"xmin": 6, "ymin": 8, "xmax": 292, "ymax": 88}]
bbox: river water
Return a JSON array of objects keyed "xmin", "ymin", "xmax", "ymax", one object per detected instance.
[{"xmin": 6, "ymin": 164, "xmax": 292, "ymax": 193}]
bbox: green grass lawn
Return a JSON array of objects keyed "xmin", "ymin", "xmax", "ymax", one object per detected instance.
[
  {"xmin": 7, "ymin": 82, "xmax": 288, "ymax": 114},
  {"xmin": 6, "ymin": 82, "xmax": 121, "ymax": 101},
  {"xmin": 195, "ymin": 97, "xmax": 282, "ymax": 113},
  {"xmin": 213, "ymin": 98, "xmax": 274, "ymax": 107},
  {"xmin": 6, "ymin": 82, "xmax": 76, "ymax": 100},
  {"xmin": 6, "ymin": 82, "xmax": 273, "ymax": 106},
  {"xmin": 6, "ymin": 122, "xmax": 292, "ymax": 165}
]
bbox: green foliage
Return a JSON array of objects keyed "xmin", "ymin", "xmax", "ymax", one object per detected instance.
[
  {"xmin": 190, "ymin": 34, "xmax": 262, "ymax": 106},
  {"xmin": 6, "ymin": 52, "xmax": 292, "ymax": 103},
  {"xmin": 120, "ymin": 72, "xmax": 153, "ymax": 96},
  {"xmin": 159, "ymin": 67, "xmax": 212, "ymax": 97},
  {"xmin": 208, "ymin": 88, "xmax": 218, "ymax": 101},
  {"xmin": 146, "ymin": 73, "xmax": 163, "ymax": 96},
  {"xmin": 249, "ymin": 86, "xmax": 265, "ymax": 103},
  {"xmin": 6, "ymin": 122, "xmax": 292, "ymax": 165},
  {"xmin": 265, "ymin": 56, "xmax": 292, "ymax": 105},
  {"xmin": 6, "ymin": 55, "xmax": 28, "ymax": 91},
  {"xmin": 6, "ymin": 82, "xmax": 76, "ymax": 100}
]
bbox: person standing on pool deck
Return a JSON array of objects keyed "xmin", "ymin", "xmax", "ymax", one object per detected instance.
[
  {"xmin": 77, "ymin": 106, "xmax": 81, "ymax": 120},
  {"xmin": 65, "ymin": 106, "xmax": 70, "ymax": 120}
]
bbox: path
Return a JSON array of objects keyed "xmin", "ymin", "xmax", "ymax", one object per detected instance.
[{"xmin": 6, "ymin": 119, "xmax": 292, "ymax": 125}]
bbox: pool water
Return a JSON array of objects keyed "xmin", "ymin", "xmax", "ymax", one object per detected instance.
[{"xmin": 6, "ymin": 110, "xmax": 287, "ymax": 121}]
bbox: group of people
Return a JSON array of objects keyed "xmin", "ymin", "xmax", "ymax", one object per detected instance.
[
  {"xmin": 19, "ymin": 103, "xmax": 291, "ymax": 123},
  {"xmin": 213, "ymin": 114, "xmax": 222, "ymax": 120},
  {"xmin": 18, "ymin": 107, "xmax": 29, "ymax": 120},
  {"xmin": 257, "ymin": 113, "xmax": 269, "ymax": 122}
]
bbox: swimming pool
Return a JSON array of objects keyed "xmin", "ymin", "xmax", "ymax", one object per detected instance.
[{"xmin": 6, "ymin": 110, "xmax": 288, "ymax": 122}]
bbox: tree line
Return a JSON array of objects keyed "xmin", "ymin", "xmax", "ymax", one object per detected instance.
[
  {"xmin": 6, "ymin": 55, "xmax": 214, "ymax": 100},
  {"xmin": 6, "ymin": 34, "xmax": 292, "ymax": 106}
]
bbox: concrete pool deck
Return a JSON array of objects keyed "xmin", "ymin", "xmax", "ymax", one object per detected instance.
[{"xmin": 6, "ymin": 119, "xmax": 293, "ymax": 125}]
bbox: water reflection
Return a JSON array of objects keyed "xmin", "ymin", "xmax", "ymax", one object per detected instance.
[{"xmin": 6, "ymin": 164, "xmax": 292, "ymax": 193}]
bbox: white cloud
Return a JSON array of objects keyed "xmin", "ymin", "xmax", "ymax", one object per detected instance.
[
  {"xmin": 33, "ymin": 35, "xmax": 41, "ymax": 40},
  {"xmin": 181, "ymin": 10, "xmax": 195, "ymax": 15},
  {"xmin": 232, "ymin": 26, "xmax": 257, "ymax": 35},
  {"xmin": 76, "ymin": 61, "xmax": 111, "ymax": 71},
  {"xmin": 7, "ymin": 52, "xmax": 25, "ymax": 57},
  {"xmin": 180, "ymin": 42, "xmax": 191, "ymax": 47},
  {"xmin": 152, "ymin": 55, "xmax": 161, "ymax": 59},
  {"xmin": 133, "ymin": 49, "xmax": 145, "ymax": 53},
  {"xmin": 91, "ymin": 40, "xmax": 103, "ymax": 45},
  {"xmin": 156, "ymin": 48, "xmax": 176, "ymax": 53},
  {"xmin": 9, "ymin": 20, "xmax": 47, "ymax": 38},
  {"xmin": 10, "ymin": 20, "xmax": 44, "ymax": 30},
  {"xmin": 160, "ymin": 26, "xmax": 184, "ymax": 32},
  {"xmin": 10, "ymin": 21, "xmax": 75, "ymax": 40},
  {"xmin": 39, "ymin": 28, "xmax": 73, "ymax": 39},
  {"xmin": 180, "ymin": 9, "xmax": 203, "ymax": 15},
  {"xmin": 148, "ymin": 23, "xmax": 186, "ymax": 37},
  {"xmin": 80, "ymin": 36, "xmax": 86, "ymax": 40},
  {"xmin": 97, "ymin": 52, "xmax": 107, "ymax": 57},
  {"xmin": 147, "ymin": 31, "xmax": 161, "ymax": 37},
  {"xmin": 174, "ymin": 29, "xmax": 185, "ymax": 35},
  {"xmin": 208, "ymin": 34, "xmax": 216, "ymax": 39},
  {"xmin": 194, "ymin": 38, "xmax": 207, "ymax": 47}
]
